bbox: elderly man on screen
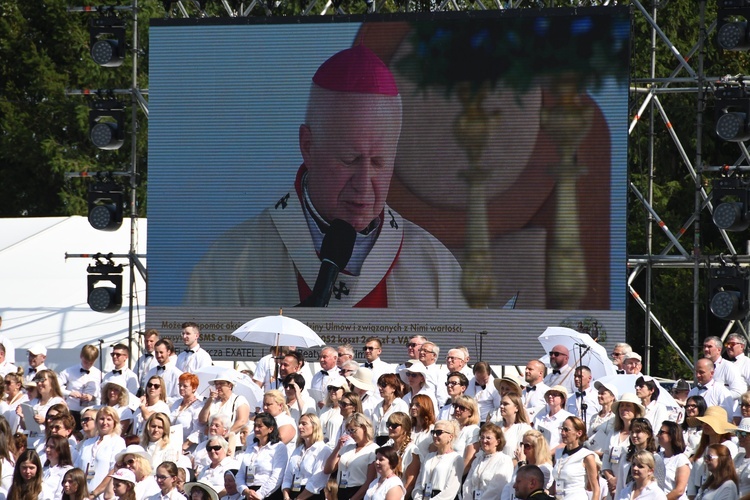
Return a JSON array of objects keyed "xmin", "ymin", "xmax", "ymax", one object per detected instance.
[{"xmin": 185, "ymin": 45, "xmax": 465, "ymax": 308}]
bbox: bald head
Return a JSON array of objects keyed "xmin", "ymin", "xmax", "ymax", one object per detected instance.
[{"xmin": 549, "ymin": 345, "xmax": 569, "ymax": 369}]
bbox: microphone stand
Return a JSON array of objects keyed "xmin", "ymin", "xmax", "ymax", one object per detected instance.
[{"xmin": 575, "ymin": 342, "xmax": 591, "ymax": 424}]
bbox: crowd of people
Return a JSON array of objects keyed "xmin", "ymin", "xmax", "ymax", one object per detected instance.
[{"xmin": 1, "ymin": 326, "xmax": 750, "ymax": 500}]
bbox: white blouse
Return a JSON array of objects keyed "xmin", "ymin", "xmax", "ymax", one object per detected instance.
[
  {"xmin": 75, "ymin": 434, "xmax": 127, "ymax": 490},
  {"xmin": 661, "ymin": 452, "xmax": 690, "ymax": 500},
  {"xmin": 372, "ymin": 399, "xmax": 409, "ymax": 437},
  {"xmin": 616, "ymin": 480, "xmax": 668, "ymax": 500},
  {"xmin": 337, "ymin": 441, "xmax": 379, "ymax": 488},
  {"xmin": 461, "ymin": 451, "xmax": 513, "ymax": 500},
  {"xmin": 282, "ymin": 442, "xmax": 333, "ymax": 495},
  {"xmin": 42, "ymin": 464, "xmax": 73, "ymax": 500},
  {"xmin": 500, "ymin": 422, "xmax": 532, "ymax": 457},
  {"xmin": 413, "ymin": 451, "xmax": 464, "ymax": 500},
  {"xmin": 319, "ymin": 407, "xmax": 344, "ymax": 445},
  {"xmin": 364, "ymin": 475, "xmax": 405, "ymax": 500},
  {"xmin": 453, "ymin": 424, "xmax": 479, "ymax": 457},
  {"xmin": 237, "ymin": 441, "xmax": 289, "ymax": 498},
  {"xmin": 553, "ymin": 447, "xmax": 596, "ymax": 500},
  {"xmin": 170, "ymin": 397, "xmax": 203, "ymax": 442}
]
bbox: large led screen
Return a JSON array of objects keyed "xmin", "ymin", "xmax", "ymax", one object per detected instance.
[{"xmin": 147, "ymin": 9, "xmax": 630, "ymax": 363}]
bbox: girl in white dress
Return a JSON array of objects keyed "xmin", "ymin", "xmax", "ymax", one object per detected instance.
[
  {"xmin": 364, "ymin": 446, "xmax": 405, "ymax": 500},
  {"xmin": 553, "ymin": 416, "xmax": 599, "ymax": 500},
  {"xmin": 8, "ymin": 449, "xmax": 54, "ymax": 500},
  {"xmin": 42, "ymin": 435, "xmax": 74, "ymax": 500}
]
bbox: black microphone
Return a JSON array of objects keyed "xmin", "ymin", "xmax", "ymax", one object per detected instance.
[{"xmin": 297, "ymin": 219, "xmax": 357, "ymax": 307}]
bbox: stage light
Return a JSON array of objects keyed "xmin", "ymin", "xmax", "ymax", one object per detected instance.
[
  {"xmin": 709, "ymin": 265, "xmax": 750, "ymax": 320},
  {"xmin": 87, "ymin": 257, "xmax": 123, "ymax": 313},
  {"xmin": 718, "ymin": 22, "xmax": 750, "ymax": 50},
  {"xmin": 88, "ymin": 182, "xmax": 124, "ymax": 232},
  {"xmin": 89, "ymin": 100, "xmax": 125, "ymax": 150},
  {"xmin": 712, "ymin": 177, "xmax": 750, "ymax": 231},
  {"xmin": 89, "ymin": 16, "xmax": 126, "ymax": 67},
  {"xmin": 715, "ymin": 86, "xmax": 750, "ymax": 142}
]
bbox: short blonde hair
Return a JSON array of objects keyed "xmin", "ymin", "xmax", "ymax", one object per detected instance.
[
  {"xmin": 345, "ymin": 413, "xmax": 374, "ymax": 442},
  {"xmin": 96, "ymin": 406, "xmax": 122, "ymax": 436},
  {"xmin": 454, "ymin": 395, "xmax": 480, "ymax": 426}
]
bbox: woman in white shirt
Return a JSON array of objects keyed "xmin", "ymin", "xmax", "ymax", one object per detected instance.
[
  {"xmin": 734, "ymin": 418, "xmax": 750, "ymax": 497},
  {"xmin": 383, "ymin": 412, "xmax": 420, "ymax": 499},
  {"xmin": 412, "ymin": 420, "xmax": 464, "ymax": 500},
  {"xmin": 636, "ymin": 377, "xmax": 670, "ymax": 434},
  {"xmin": 4, "ymin": 371, "xmax": 28, "ymax": 433},
  {"xmin": 18, "ymin": 370, "xmax": 66, "ymax": 438},
  {"xmin": 657, "ymin": 421, "xmax": 690, "ymax": 500},
  {"xmin": 199, "ymin": 374, "xmax": 250, "ymax": 436},
  {"xmin": 450, "ymin": 396, "xmax": 480, "ymax": 471},
  {"xmin": 402, "ymin": 363, "xmax": 438, "ymax": 417},
  {"xmin": 319, "ymin": 378, "xmax": 350, "ymax": 445},
  {"xmin": 263, "ymin": 391, "xmax": 297, "ymax": 449},
  {"xmin": 553, "ymin": 416, "xmax": 599, "ymax": 500},
  {"xmin": 133, "ymin": 376, "xmax": 170, "ymax": 436},
  {"xmin": 493, "ymin": 393, "xmax": 532, "ymax": 458},
  {"xmin": 237, "ymin": 412, "xmax": 289, "ymax": 500},
  {"xmin": 364, "ymin": 446, "xmax": 405, "ymax": 500},
  {"xmin": 695, "ymin": 444, "xmax": 738, "ymax": 500},
  {"xmin": 74, "ymin": 406, "xmax": 126, "ymax": 497},
  {"xmin": 0, "ymin": 416, "xmax": 16, "ymax": 497},
  {"xmin": 372, "ymin": 375, "xmax": 408, "ymax": 446},
  {"xmin": 8, "ymin": 449, "xmax": 54, "ymax": 500},
  {"xmin": 409, "ymin": 396, "xmax": 436, "ymax": 464},
  {"xmin": 586, "ymin": 381, "xmax": 618, "ymax": 456},
  {"xmin": 617, "ymin": 451, "xmax": 668, "ymax": 500},
  {"xmin": 282, "ymin": 413, "xmax": 333, "ymax": 500},
  {"xmin": 603, "ymin": 394, "xmax": 646, "ymax": 496},
  {"xmin": 682, "ymin": 397, "xmax": 706, "ymax": 459},
  {"xmin": 437, "ymin": 373, "xmax": 469, "ymax": 421},
  {"xmin": 324, "ymin": 413, "xmax": 378, "ymax": 500},
  {"xmin": 461, "ymin": 423, "xmax": 513, "ymax": 500},
  {"xmin": 170, "ymin": 373, "xmax": 203, "ymax": 450},
  {"xmin": 197, "ymin": 436, "xmax": 234, "ymax": 496},
  {"xmin": 501, "ymin": 429, "xmax": 554, "ymax": 500},
  {"xmin": 42, "ymin": 435, "xmax": 73, "ymax": 500},
  {"xmin": 140, "ymin": 412, "xmax": 181, "ymax": 469}
]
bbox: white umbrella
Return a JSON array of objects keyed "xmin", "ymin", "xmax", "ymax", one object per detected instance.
[
  {"xmin": 538, "ymin": 326, "xmax": 616, "ymax": 381},
  {"xmin": 232, "ymin": 311, "xmax": 325, "ymax": 349},
  {"xmin": 194, "ymin": 367, "xmax": 263, "ymax": 410},
  {"xmin": 595, "ymin": 373, "xmax": 682, "ymax": 411}
]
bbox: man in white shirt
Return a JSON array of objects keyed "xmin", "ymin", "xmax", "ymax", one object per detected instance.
[
  {"xmin": 533, "ymin": 385, "xmax": 573, "ymax": 451},
  {"xmin": 465, "ymin": 361, "xmax": 501, "ymax": 421},
  {"xmin": 253, "ymin": 346, "xmax": 287, "ymax": 391},
  {"xmin": 687, "ymin": 358, "xmax": 735, "ymax": 418},
  {"xmin": 102, "ymin": 343, "xmax": 139, "ymax": 394},
  {"xmin": 418, "ymin": 341, "xmax": 449, "ymax": 405},
  {"xmin": 523, "ymin": 359, "xmax": 550, "ymax": 421},
  {"xmin": 362, "ymin": 337, "xmax": 393, "ymax": 386},
  {"xmin": 135, "ymin": 329, "xmax": 160, "ymax": 393},
  {"xmin": 611, "ymin": 343, "xmax": 632, "ymax": 375},
  {"xmin": 311, "ymin": 347, "xmax": 338, "ymax": 407},
  {"xmin": 543, "ymin": 345, "xmax": 575, "ymax": 395},
  {"xmin": 336, "ymin": 344, "xmax": 355, "ymax": 371},
  {"xmin": 443, "ymin": 348, "xmax": 474, "ymax": 380},
  {"xmin": 703, "ymin": 336, "xmax": 746, "ymax": 400},
  {"xmin": 58, "ymin": 344, "xmax": 102, "ymax": 417},
  {"xmin": 145, "ymin": 339, "xmax": 183, "ymax": 401},
  {"xmin": 565, "ymin": 366, "xmax": 600, "ymax": 424},
  {"xmin": 0, "ymin": 341, "xmax": 17, "ymax": 377},
  {"xmin": 25, "ymin": 343, "xmax": 48, "ymax": 383},
  {"xmin": 395, "ymin": 335, "xmax": 428, "ymax": 373},
  {"xmin": 725, "ymin": 333, "xmax": 750, "ymax": 388},
  {"xmin": 622, "ymin": 352, "xmax": 643, "ymax": 375},
  {"xmin": 176, "ymin": 322, "xmax": 214, "ymax": 373}
]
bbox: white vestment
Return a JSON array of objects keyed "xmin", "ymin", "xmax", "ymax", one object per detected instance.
[{"xmin": 185, "ymin": 177, "xmax": 466, "ymax": 308}]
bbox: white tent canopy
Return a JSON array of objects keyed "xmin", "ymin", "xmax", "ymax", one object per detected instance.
[{"xmin": 0, "ymin": 216, "xmax": 147, "ymax": 370}]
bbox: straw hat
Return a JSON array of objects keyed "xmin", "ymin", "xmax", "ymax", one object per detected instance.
[
  {"xmin": 689, "ymin": 406, "xmax": 738, "ymax": 434},
  {"xmin": 347, "ymin": 367, "xmax": 375, "ymax": 392},
  {"xmin": 611, "ymin": 393, "xmax": 646, "ymax": 417},
  {"xmin": 544, "ymin": 385, "xmax": 569, "ymax": 402},
  {"xmin": 494, "ymin": 373, "xmax": 524, "ymax": 394},
  {"xmin": 184, "ymin": 480, "xmax": 220, "ymax": 500}
]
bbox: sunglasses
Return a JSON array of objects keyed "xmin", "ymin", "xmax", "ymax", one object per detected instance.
[
  {"xmin": 339, "ymin": 401, "xmax": 353, "ymax": 408},
  {"xmin": 452, "ymin": 404, "xmax": 468, "ymax": 412},
  {"xmin": 738, "ymin": 431, "xmax": 750, "ymax": 438},
  {"xmin": 387, "ymin": 422, "xmax": 401, "ymax": 429},
  {"xmin": 207, "ymin": 445, "xmax": 222, "ymax": 452},
  {"xmin": 327, "ymin": 385, "xmax": 343, "ymax": 392},
  {"xmin": 522, "ymin": 443, "xmax": 534, "ymax": 449},
  {"xmin": 406, "ymin": 372, "xmax": 420, "ymax": 378},
  {"xmin": 81, "ymin": 417, "xmax": 94, "ymax": 424},
  {"xmin": 364, "ymin": 346, "xmax": 377, "ymax": 351},
  {"xmin": 445, "ymin": 381, "xmax": 462, "ymax": 387},
  {"xmin": 685, "ymin": 404, "xmax": 698, "ymax": 409},
  {"xmin": 147, "ymin": 383, "xmax": 161, "ymax": 389},
  {"xmin": 705, "ymin": 454, "xmax": 719, "ymax": 461},
  {"xmin": 549, "ymin": 351, "xmax": 564, "ymax": 357},
  {"xmin": 431, "ymin": 429, "xmax": 451, "ymax": 437}
]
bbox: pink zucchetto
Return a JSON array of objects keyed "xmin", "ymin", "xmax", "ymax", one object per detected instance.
[{"xmin": 312, "ymin": 45, "xmax": 399, "ymax": 96}]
